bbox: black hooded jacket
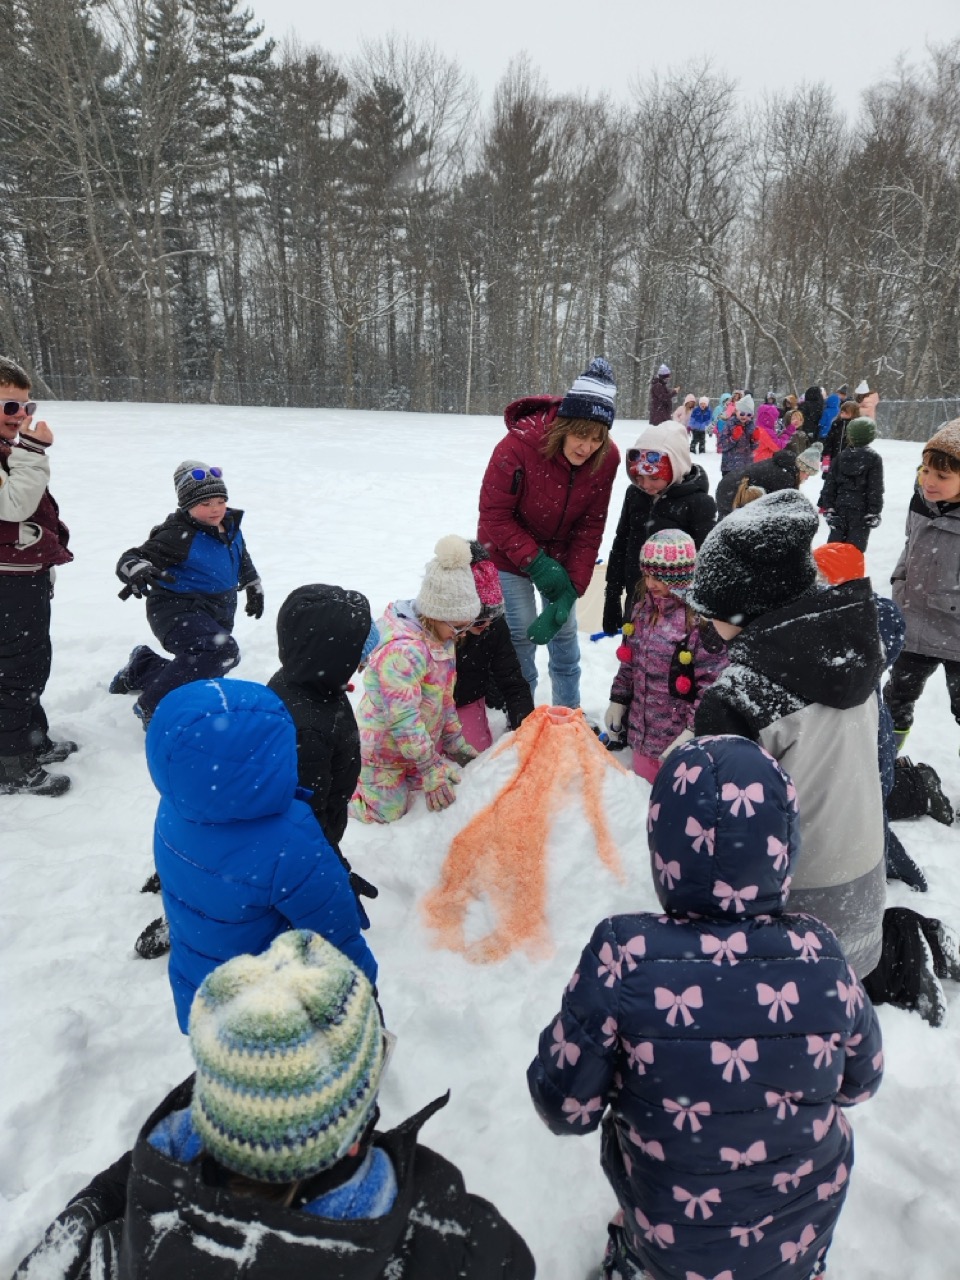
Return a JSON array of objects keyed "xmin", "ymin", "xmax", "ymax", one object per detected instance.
[
  {"xmin": 268, "ymin": 584, "xmax": 370, "ymax": 849},
  {"xmin": 604, "ymin": 468, "xmax": 716, "ymax": 624},
  {"xmin": 14, "ymin": 1079, "xmax": 536, "ymax": 1280},
  {"xmin": 455, "ymin": 616, "xmax": 534, "ymax": 729},
  {"xmin": 800, "ymin": 385, "xmax": 825, "ymax": 440},
  {"xmin": 819, "ymin": 445, "xmax": 884, "ymax": 518},
  {"xmin": 714, "ymin": 450, "xmax": 801, "ymax": 520}
]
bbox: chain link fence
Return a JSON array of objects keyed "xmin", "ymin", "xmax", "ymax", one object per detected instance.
[{"xmin": 876, "ymin": 399, "xmax": 960, "ymax": 442}]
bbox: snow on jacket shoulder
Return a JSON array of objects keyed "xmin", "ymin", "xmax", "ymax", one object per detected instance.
[
  {"xmin": 14, "ymin": 1079, "xmax": 536, "ymax": 1280},
  {"xmin": 146, "ymin": 679, "xmax": 375, "ymax": 1031},
  {"xmin": 694, "ymin": 580, "xmax": 886, "ymax": 976},
  {"xmin": 477, "ymin": 395, "xmax": 619, "ymax": 595},
  {"xmin": 355, "ymin": 601, "xmax": 468, "ymax": 771},
  {"xmin": 891, "ymin": 487, "xmax": 960, "ymax": 663},
  {"xmin": 529, "ymin": 736, "xmax": 881, "ymax": 1280}
]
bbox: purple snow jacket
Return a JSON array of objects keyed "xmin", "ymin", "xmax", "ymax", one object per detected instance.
[
  {"xmin": 528, "ymin": 735, "xmax": 883, "ymax": 1280},
  {"xmin": 609, "ymin": 591, "xmax": 727, "ymax": 758}
]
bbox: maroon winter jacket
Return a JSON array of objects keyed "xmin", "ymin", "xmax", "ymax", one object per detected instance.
[
  {"xmin": 477, "ymin": 396, "xmax": 619, "ymax": 596},
  {"xmin": 648, "ymin": 375, "xmax": 675, "ymax": 425},
  {"xmin": 0, "ymin": 440, "xmax": 72, "ymax": 571}
]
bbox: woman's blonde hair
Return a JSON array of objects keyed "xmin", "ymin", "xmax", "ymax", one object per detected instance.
[{"xmin": 541, "ymin": 416, "xmax": 612, "ymax": 472}]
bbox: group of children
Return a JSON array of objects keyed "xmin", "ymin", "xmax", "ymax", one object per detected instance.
[{"xmin": 13, "ymin": 379, "xmax": 960, "ymax": 1279}]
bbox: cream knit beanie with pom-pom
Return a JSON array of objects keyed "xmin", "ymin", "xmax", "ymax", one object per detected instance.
[{"xmin": 415, "ymin": 535, "xmax": 481, "ymax": 622}]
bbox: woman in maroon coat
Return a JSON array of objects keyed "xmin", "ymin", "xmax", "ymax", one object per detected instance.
[{"xmin": 477, "ymin": 358, "xmax": 620, "ymax": 708}]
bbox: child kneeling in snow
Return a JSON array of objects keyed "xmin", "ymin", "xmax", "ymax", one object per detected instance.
[
  {"xmin": 604, "ymin": 529, "xmax": 727, "ymax": 782},
  {"xmin": 528, "ymin": 735, "xmax": 883, "ymax": 1280},
  {"xmin": 15, "ymin": 931, "xmax": 535, "ymax": 1280},
  {"xmin": 350, "ymin": 535, "xmax": 480, "ymax": 823}
]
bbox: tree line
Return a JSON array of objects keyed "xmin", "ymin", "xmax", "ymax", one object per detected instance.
[{"xmin": 1, "ymin": 0, "xmax": 958, "ymax": 414}]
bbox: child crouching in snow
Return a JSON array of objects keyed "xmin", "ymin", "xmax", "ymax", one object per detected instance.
[
  {"xmin": 350, "ymin": 535, "xmax": 481, "ymax": 823},
  {"xmin": 604, "ymin": 530, "xmax": 726, "ymax": 782},
  {"xmin": 528, "ymin": 735, "xmax": 883, "ymax": 1280}
]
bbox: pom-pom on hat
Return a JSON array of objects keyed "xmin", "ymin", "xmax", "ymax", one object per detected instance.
[
  {"xmin": 189, "ymin": 930, "xmax": 385, "ymax": 1184},
  {"xmin": 175, "ymin": 460, "xmax": 227, "ymax": 510},
  {"xmin": 639, "ymin": 529, "xmax": 697, "ymax": 594},
  {"xmin": 923, "ymin": 418, "xmax": 960, "ymax": 464},
  {"xmin": 813, "ymin": 542, "xmax": 865, "ymax": 585},
  {"xmin": 846, "ymin": 417, "xmax": 876, "ymax": 447},
  {"xmin": 558, "ymin": 357, "xmax": 617, "ymax": 428},
  {"xmin": 796, "ymin": 442, "xmax": 823, "ymax": 476},
  {"xmin": 469, "ymin": 541, "xmax": 505, "ymax": 621},
  {"xmin": 689, "ymin": 489, "xmax": 819, "ymax": 625},
  {"xmin": 415, "ymin": 535, "xmax": 481, "ymax": 623}
]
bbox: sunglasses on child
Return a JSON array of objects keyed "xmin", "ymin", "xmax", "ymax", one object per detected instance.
[
  {"xmin": 188, "ymin": 466, "xmax": 223, "ymax": 480},
  {"xmin": 2, "ymin": 400, "xmax": 37, "ymax": 416},
  {"xmin": 626, "ymin": 448, "xmax": 665, "ymax": 476}
]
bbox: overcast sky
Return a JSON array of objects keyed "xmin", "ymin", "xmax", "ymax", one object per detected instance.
[{"xmin": 250, "ymin": 0, "xmax": 958, "ymax": 119}]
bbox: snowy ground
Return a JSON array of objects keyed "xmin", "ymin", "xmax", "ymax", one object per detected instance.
[{"xmin": 2, "ymin": 404, "xmax": 959, "ymax": 1277}]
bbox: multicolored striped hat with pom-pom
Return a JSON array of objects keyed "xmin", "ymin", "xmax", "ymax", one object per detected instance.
[
  {"xmin": 639, "ymin": 529, "xmax": 697, "ymax": 593},
  {"xmin": 189, "ymin": 930, "xmax": 384, "ymax": 1184}
]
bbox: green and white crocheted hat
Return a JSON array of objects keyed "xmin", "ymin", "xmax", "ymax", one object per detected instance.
[{"xmin": 189, "ymin": 930, "xmax": 384, "ymax": 1183}]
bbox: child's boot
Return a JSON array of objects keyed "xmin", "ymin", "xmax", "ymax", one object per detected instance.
[
  {"xmin": 134, "ymin": 915, "xmax": 170, "ymax": 958},
  {"xmin": 916, "ymin": 763, "xmax": 954, "ymax": 826},
  {"xmin": 0, "ymin": 753, "xmax": 71, "ymax": 797},
  {"xmin": 109, "ymin": 644, "xmax": 153, "ymax": 694},
  {"xmin": 35, "ymin": 738, "xmax": 78, "ymax": 765}
]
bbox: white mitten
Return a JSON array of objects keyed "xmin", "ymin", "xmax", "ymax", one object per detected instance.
[{"xmin": 604, "ymin": 702, "xmax": 627, "ymax": 739}]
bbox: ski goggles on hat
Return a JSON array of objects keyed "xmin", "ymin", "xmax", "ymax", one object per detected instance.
[
  {"xmin": 188, "ymin": 466, "xmax": 223, "ymax": 481},
  {"xmin": 626, "ymin": 448, "xmax": 666, "ymax": 476},
  {"xmin": 2, "ymin": 400, "xmax": 37, "ymax": 416}
]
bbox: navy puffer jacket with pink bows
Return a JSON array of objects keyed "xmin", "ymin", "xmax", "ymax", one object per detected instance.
[{"xmin": 528, "ymin": 735, "xmax": 882, "ymax": 1280}]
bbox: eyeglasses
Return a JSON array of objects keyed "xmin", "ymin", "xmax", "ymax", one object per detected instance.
[
  {"xmin": 736, "ymin": 412, "xmax": 753, "ymax": 420},
  {"xmin": 626, "ymin": 448, "xmax": 664, "ymax": 476},
  {"xmin": 449, "ymin": 621, "xmax": 479, "ymax": 637},
  {"xmin": 188, "ymin": 466, "xmax": 223, "ymax": 481},
  {"xmin": 2, "ymin": 400, "xmax": 37, "ymax": 416},
  {"xmin": 469, "ymin": 618, "xmax": 493, "ymax": 632}
]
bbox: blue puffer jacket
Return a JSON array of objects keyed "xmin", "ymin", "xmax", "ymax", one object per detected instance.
[
  {"xmin": 529, "ymin": 735, "xmax": 882, "ymax": 1280},
  {"xmin": 146, "ymin": 679, "xmax": 377, "ymax": 1031}
]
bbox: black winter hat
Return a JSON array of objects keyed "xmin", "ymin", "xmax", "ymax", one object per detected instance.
[
  {"xmin": 174, "ymin": 459, "xmax": 227, "ymax": 510},
  {"xmin": 689, "ymin": 489, "xmax": 819, "ymax": 625}
]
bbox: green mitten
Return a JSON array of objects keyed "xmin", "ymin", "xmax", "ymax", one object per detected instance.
[
  {"xmin": 526, "ymin": 549, "xmax": 574, "ymax": 602},
  {"xmin": 527, "ymin": 600, "xmax": 565, "ymax": 645},
  {"xmin": 551, "ymin": 584, "xmax": 578, "ymax": 627}
]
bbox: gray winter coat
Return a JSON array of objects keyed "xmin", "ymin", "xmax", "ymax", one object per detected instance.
[{"xmin": 891, "ymin": 486, "xmax": 960, "ymax": 663}]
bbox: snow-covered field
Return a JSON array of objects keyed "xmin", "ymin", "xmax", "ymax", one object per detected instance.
[{"xmin": 2, "ymin": 403, "xmax": 959, "ymax": 1277}]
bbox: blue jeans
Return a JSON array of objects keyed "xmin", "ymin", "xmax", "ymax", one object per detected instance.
[{"xmin": 498, "ymin": 570, "xmax": 580, "ymax": 708}]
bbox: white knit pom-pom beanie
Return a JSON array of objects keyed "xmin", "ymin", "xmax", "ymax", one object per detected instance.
[{"xmin": 415, "ymin": 535, "xmax": 481, "ymax": 622}]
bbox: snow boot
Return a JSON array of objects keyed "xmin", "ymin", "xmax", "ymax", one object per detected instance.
[
  {"xmin": 134, "ymin": 916, "xmax": 170, "ymax": 959},
  {"xmin": 916, "ymin": 762, "xmax": 954, "ymax": 826},
  {"xmin": 0, "ymin": 753, "xmax": 71, "ymax": 797},
  {"xmin": 35, "ymin": 738, "xmax": 78, "ymax": 765},
  {"xmin": 885, "ymin": 829, "xmax": 928, "ymax": 892},
  {"xmin": 140, "ymin": 870, "xmax": 161, "ymax": 894},
  {"xmin": 109, "ymin": 645, "xmax": 153, "ymax": 694}
]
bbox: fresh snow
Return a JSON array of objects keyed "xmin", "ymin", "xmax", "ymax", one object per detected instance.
[{"xmin": 2, "ymin": 404, "xmax": 959, "ymax": 1277}]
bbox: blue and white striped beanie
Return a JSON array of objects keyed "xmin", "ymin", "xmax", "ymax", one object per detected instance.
[
  {"xmin": 189, "ymin": 930, "xmax": 384, "ymax": 1183},
  {"xmin": 558, "ymin": 357, "xmax": 617, "ymax": 428}
]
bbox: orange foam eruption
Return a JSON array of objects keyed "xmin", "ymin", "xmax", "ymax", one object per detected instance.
[{"xmin": 422, "ymin": 706, "xmax": 629, "ymax": 964}]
